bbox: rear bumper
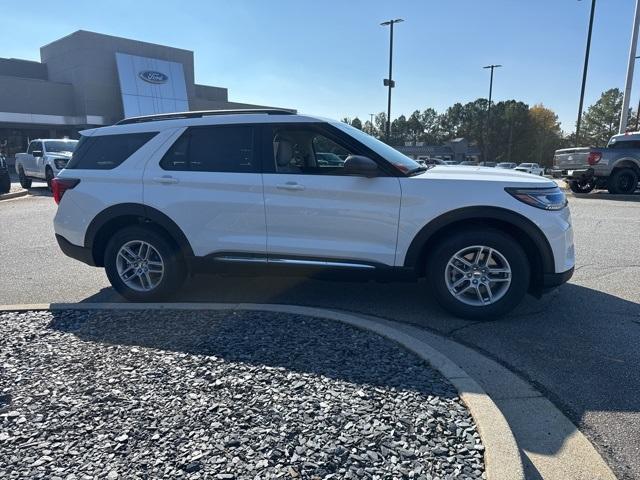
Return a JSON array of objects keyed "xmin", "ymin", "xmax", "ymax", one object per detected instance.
[
  {"xmin": 542, "ymin": 266, "xmax": 574, "ymax": 290},
  {"xmin": 549, "ymin": 167, "xmax": 593, "ymax": 180},
  {"xmin": 56, "ymin": 234, "xmax": 96, "ymax": 266}
]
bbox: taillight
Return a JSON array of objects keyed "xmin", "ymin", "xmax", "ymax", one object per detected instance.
[
  {"xmin": 587, "ymin": 151, "xmax": 602, "ymax": 165},
  {"xmin": 51, "ymin": 178, "xmax": 80, "ymax": 204}
]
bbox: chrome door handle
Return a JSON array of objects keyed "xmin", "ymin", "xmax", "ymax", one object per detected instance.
[
  {"xmin": 153, "ymin": 175, "xmax": 179, "ymax": 185},
  {"xmin": 276, "ymin": 182, "xmax": 305, "ymax": 191}
]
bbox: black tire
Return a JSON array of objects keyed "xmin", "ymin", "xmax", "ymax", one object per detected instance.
[
  {"xmin": 45, "ymin": 167, "xmax": 54, "ymax": 192},
  {"xmin": 607, "ymin": 168, "xmax": 638, "ymax": 195},
  {"xmin": 569, "ymin": 178, "xmax": 596, "ymax": 194},
  {"xmin": 104, "ymin": 226, "xmax": 187, "ymax": 302},
  {"xmin": 0, "ymin": 171, "xmax": 9, "ymax": 194},
  {"xmin": 427, "ymin": 228, "xmax": 530, "ymax": 320},
  {"xmin": 18, "ymin": 167, "xmax": 31, "ymax": 189}
]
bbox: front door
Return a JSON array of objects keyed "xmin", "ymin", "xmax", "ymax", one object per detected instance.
[
  {"xmin": 262, "ymin": 124, "xmax": 402, "ymax": 266},
  {"xmin": 143, "ymin": 125, "xmax": 266, "ymax": 258}
]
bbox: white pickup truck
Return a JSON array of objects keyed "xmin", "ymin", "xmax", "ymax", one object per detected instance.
[{"xmin": 15, "ymin": 139, "xmax": 78, "ymax": 190}]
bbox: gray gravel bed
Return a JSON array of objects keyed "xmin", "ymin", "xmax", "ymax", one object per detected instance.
[{"xmin": 0, "ymin": 309, "xmax": 484, "ymax": 479}]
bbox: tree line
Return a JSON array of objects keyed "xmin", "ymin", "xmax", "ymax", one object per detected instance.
[{"xmin": 342, "ymin": 88, "xmax": 632, "ymax": 166}]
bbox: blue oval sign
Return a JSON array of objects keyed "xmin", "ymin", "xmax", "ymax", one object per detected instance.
[{"xmin": 138, "ymin": 70, "xmax": 168, "ymax": 84}]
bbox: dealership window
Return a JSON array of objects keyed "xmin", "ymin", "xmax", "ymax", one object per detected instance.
[
  {"xmin": 161, "ymin": 126, "xmax": 256, "ymax": 173},
  {"xmin": 66, "ymin": 132, "xmax": 157, "ymax": 170}
]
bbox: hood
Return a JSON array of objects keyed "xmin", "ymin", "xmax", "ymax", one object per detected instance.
[{"xmin": 413, "ymin": 165, "xmax": 554, "ymax": 187}]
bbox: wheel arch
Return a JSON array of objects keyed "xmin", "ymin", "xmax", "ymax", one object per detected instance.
[
  {"xmin": 84, "ymin": 203, "xmax": 194, "ymax": 267},
  {"xmin": 403, "ymin": 206, "xmax": 556, "ymax": 291},
  {"xmin": 611, "ymin": 158, "xmax": 640, "ymax": 174}
]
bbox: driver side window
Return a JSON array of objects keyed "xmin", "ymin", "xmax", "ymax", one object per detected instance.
[{"xmin": 272, "ymin": 127, "xmax": 353, "ymax": 175}]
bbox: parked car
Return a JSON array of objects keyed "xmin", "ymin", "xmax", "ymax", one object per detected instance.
[
  {"xmin": 416, "ymin": 157, "xmax": 444, "ymax": 166},
  {"xmin": 0, "ymin": 155, "xmax": 10, "ymax": 194},
  {"xmin": 550, "ymin": 132, "xmax": 640, "ymax": 194},
  {"xmin": 53, "ymin": 109, "xmax": 574, "ymax": 319},
  {"xmin": 496, "ymin": 162, "xmax": 517, "ymax": 169},
  {"xmin": 459, "ymin": 161, "xmax": 478, "ymax": 166},
  {"xmin": 443, "ymin": 160, "xmax": 458, "ymax": 165},
  {"xmin": 478, "ymin": 161, "xmax": 496, "ymax": 167},
  {"xmin": 316, "ymin": 152, "xmax": 344, "ymax": 166},
  {"xmin": 15, "ymin": 139, "xmax": 78, "ymax": 190},
  {"xmin": 515, "ymin": 163, "xmax": 544, "ymax": 176}
]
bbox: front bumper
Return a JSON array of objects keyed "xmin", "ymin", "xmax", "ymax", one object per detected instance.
[
  {"xmin": 56, "ymin": 234, "xmax": 96, "ymax": 266},
  {"xmin": 542, "ymin": 266, "xmax": 574, "ymax": 290}
]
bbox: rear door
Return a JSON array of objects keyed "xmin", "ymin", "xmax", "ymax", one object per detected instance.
[
  {"xmin": 143, "ymin": 124, "xmax": 266, "ymax": 258},
  {"xmin": 261, "ymin": 123, "xmax": 402, "ymax": 266}
]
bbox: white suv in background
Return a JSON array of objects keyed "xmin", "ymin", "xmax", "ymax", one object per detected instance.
[{"xmin": 53, "ymin": 109, "xmax": 575, "ymax": 319}]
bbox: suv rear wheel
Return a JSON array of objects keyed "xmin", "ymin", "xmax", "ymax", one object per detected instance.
[
  {"xmin": 428, "ymin": 228, "xmax": 530, "ymax": 319},
  {"xmin": 104, "ymin": 226, "xmax": 187, "ymax": 301}
]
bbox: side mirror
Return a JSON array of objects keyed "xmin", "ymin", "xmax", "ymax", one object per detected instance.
[
  {"xmin": 344, "ymin": 155, "xmax": 378, "ymax": 178},
  {"xmin": 32, "ymin": 150, "xmax": 43, "ymax": 157}
]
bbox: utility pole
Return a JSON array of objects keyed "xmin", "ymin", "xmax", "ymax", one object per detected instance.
[
  {"xmin": 576, "ymin": 0, "xmax": 597, "ymax": 146},
  {"xmin": 380, "ymin": 18, "xmax": 404, "ymax": 142},
  {"xmin": 483, "ymin": 64, "xmax": 502, "ymax": 160},
  {"xmin": 620, "ymin": 0, "xmax": 640, "ymax": 133}
]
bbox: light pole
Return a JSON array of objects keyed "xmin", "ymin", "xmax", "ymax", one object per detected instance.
[
  {"xmin": 619, "ymin": 0, "xmax": 640, "ymax": 133},
  {"xmin": 380, "ymin": 18, "xmax": 404, "ymax": 141},
  {"xmin": 483, "ymin": 64, "xmax": 502, "ymax": 160},
  {"xmin": 636, "ymin": 56, "xmax": 640, "ymax": 130},
  {"xmin": 369, "ymin": 113, "xmax": 375, "ymax": 134},
  {"xmin": 576, "ymin": 0, "xmax": 597, "ymax": 146}
]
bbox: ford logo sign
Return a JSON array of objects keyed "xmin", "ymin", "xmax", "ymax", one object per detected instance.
[{"xmin": 138, "ymin": 70, "xmax": 169, "ymax": 84}]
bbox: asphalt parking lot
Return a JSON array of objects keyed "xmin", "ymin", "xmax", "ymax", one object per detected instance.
[{"xmin": 1, "ymin": 185, "xmax": 640, "ymax": 479}]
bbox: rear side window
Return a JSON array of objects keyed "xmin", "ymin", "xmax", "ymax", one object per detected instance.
[
  {"xmin": 608, "ymin": 139, "xmax": 640, "ymax": 149},
  {"xmin": 66, "ymin": 132, "xmax": 157, "ymax": 170},
  {"xmin": 161, "ymin": 126, "xmax": 256, "ymax": 173}
]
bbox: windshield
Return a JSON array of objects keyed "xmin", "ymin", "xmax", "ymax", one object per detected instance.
[
  {"xmin": 45, "ymin": 140, "xmax": 78, "ymax": 153},
  {"xmin": 332, "ymin": 122, "xmax": 421, "ymax": 174}
]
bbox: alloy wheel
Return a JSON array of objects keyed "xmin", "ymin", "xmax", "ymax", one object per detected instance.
[
  {"xmin": 445, "ymin": 245, "xmax": 512, "ymax": 306},
  {"xmin": 116, "ymin": 240, "xmax": 165, "ymax": 292}
]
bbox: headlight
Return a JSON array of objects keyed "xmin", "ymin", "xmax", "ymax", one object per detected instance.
[
  {"xmin": 53, "ymin": 158, "xmax": 68, "ymax": 169},
  {"xmin": 505, "ymin": 186, "xmax": 567, "ymax": 211}
]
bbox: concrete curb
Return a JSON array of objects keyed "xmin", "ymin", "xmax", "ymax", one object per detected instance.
[
  {"xmin": 0, "ymin": 190, "xmax": 27, "ymax": 201},
  {"xmin": 1, "ymin": 302, "xmax": 524, "ymax": 480}
]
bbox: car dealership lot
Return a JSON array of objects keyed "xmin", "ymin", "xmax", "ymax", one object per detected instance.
[{"xmin": 1, "ymin": 190, "xmax": 640, "ymax": 479}]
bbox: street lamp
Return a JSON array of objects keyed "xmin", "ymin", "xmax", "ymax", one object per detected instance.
[
  {"xmin": 380, "ymin": 18, "xmax": 404, "ymax": 141},
  {"xmin": 576, "ymin": 0, "xmax": 597, "ymax": 146},
  {"xmin": 636, "ymin": 56, "xmax": 640, "ymax": 131},
  {"xmin": 620, "ymin": 0, "xmax": 640, "ymax": 133},
  {"xmin": 483, "ymin": 64, "xmax": 502, "ymax": 160}
]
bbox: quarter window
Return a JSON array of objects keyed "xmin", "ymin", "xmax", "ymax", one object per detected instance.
[
  {"xmin": 161, "ymin": 126, "xmax": 256, "ymax": 173},
  {"xmin": 66, "ymin": 132, "xmax": 157, "ymax": 170}
]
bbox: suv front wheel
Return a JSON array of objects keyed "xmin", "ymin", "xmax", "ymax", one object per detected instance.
[
  {"xmin": 104, "ymin": 226, "xmax": 187, "ymax": 301},
  {"xmin": 428, "ymin": 228, "xmax": 530, "ymax": 319}
]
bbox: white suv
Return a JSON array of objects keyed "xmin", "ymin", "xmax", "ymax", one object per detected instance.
[{"xmin": 53, "ymin": 109, "xmax": 575, "ymax": 319}]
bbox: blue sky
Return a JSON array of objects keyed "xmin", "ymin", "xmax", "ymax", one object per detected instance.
[{"xmin": 0, "ymin": 0, "xmax": 637, "ymax": 132}]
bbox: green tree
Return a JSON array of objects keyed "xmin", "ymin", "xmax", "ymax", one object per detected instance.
[
  {"xmin": 581, "ymin": 88, "xmax": 623, "ymax": 147},
  {"xmin": 526, "ymin": 104, "xmax": 562, "ymax": 166},
  {"xmin": 351, "ymin": 117, "xmax": 363, "ymax": 130}
]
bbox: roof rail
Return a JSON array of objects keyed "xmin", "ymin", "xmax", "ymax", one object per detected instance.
[{"xmin": 116, "ymin": 108, "xmax": 297, "ymax": 125}]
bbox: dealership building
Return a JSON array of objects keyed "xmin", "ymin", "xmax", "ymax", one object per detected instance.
[{"xmin": 0, "ymin": 30, "xmax": 274, "ymax": 161}]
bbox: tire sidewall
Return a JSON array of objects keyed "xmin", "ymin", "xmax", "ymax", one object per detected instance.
[
  {"xmin": 18, "ymin": 168, "xmax": 31, "ymax": 189},
  {"xmin": 609, "ymin": 168, "xmax": 638, "ymax": 195},
  {"xmin": 104, "ymin": 226, "xmax": 186, "ymax": 301},
  {"xmin": 428, "ymin": 228, "xmax": 530, "ymax": 320}
]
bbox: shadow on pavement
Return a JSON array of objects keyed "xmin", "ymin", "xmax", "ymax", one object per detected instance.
[{"xmin": 72, "ymin": 274, "xmax": 640, "ymax": 477}]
